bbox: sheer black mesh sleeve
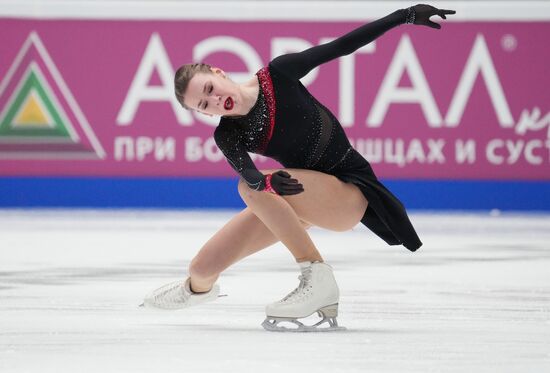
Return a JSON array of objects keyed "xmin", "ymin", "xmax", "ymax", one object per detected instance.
[
  {"xmin": 271, "ymin": 9, "xmax": 407, "ymax": 80},
  {"xmin": 214, "ymin": 121, "xmax": 266, "ymax": 191}
]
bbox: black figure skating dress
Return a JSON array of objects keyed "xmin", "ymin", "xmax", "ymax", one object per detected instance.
[{"xmin": 214, "ymin": 9, "xmax": 422, "ymax": 251}]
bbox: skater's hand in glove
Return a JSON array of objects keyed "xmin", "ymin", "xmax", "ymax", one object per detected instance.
[
  {"xmin": 264, "ymin": 170, "xmax": 304, "ymax": 195},
  {"xmin": 409, "ymin": 4, "xmax": 456, "ymax": 29}
]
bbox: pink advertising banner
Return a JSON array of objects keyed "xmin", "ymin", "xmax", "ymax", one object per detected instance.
[{"xmin": 0, "ymin": 19, "xmax": 549, "ymax": 179}]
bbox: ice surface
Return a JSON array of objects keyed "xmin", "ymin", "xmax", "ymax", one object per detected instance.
[{"xmin": 0, "ymin": 209, "xmax": 549, "ymax": 373}]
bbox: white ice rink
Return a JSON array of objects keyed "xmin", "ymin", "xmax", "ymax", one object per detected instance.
[{"xmin": 1, "ymin": 209, "xmax": 549, "ymax": 373}]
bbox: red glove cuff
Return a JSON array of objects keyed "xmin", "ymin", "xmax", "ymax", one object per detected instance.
[{"xmin": 263, "ymin": 174, "xmax": 277, "ymax": 194}]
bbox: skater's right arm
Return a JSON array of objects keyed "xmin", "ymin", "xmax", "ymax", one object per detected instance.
[
  {"xmin": 214, "ymin": 123, "xmax": 304, "ymax": 195},
  {"xmin": 214, "ymin": 123, "xmax": 266, "ymax": 191}
]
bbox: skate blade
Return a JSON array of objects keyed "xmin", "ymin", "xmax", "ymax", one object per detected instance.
[
  {"xmin": 139, "ymin": 293, "xmax": 226, "ymax": 309},
  {"xmin": 261, "ymin": 316, "xmax": 346, "ymax": 332}
]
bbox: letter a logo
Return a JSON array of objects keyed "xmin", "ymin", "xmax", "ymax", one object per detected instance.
[{"xmin": 0, "ymin": 32, "xmax": 105, "ymax": 159}]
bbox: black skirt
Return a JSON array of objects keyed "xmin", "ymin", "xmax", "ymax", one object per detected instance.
[{"xmin": 329, "ymin": 148, "xmax": 422, "ymax": 252}]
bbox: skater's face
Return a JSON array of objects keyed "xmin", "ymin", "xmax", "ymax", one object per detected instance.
[{"xmin": 184, "ymin": 68, "xmax": 237, "ymax": 116}]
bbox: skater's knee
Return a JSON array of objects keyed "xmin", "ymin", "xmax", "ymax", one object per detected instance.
[
  {"xmin": 237, "ymin": 178, "xmax": 250, "ymax": 197},
  {"xmin": 237, "ymin": 178, "xmax": 262, "ymax": 202}
]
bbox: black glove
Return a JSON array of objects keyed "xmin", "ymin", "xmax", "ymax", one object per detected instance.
[
  {"xmin": 407, "ymin": 4, "xmax": 456, "ymax": 29},
  {"xmin": 264, "ymin": 170, "xmax": 304, "ymax": 195}
]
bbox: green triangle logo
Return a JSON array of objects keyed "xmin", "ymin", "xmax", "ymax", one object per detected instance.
[
  {"xmin": 0, "ymin": 63, "xmax": 73, "ymax": 139},
  {"xmin": 0, "ymin": 32, "xmax": 105, "ymax": 159}
]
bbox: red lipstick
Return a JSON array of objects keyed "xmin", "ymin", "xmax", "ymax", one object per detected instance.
[{"xmin": 224, "ymin": 97, "xmax": 234, "ymax": 110}]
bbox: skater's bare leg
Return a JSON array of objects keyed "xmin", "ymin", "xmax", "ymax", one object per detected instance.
[
  {"xmin": 190, "ymin": 168, "xmax": 368, "ymax": 292},
  {"xmin": 189, "ymin": 207, "xmax": 311, "ymax": 292},
  {"xmin": 238, "ymin": 168, "xmax": 368, "ymax": 263},
  {"xmin": 238, "ymin": 178, "xmax": 322, "ymax": 263}
]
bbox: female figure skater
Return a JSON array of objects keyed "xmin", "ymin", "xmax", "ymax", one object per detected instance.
[{"xmin": 143, "ymin": 4, "xmax": 455, "ymax": 331}]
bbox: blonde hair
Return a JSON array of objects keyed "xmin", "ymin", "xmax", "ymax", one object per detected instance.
[{"xmin": 174, "ymin": 63, "xmax": 212, "ymax": 110}]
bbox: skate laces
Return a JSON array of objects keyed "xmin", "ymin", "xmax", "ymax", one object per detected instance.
[
  {"xmin": 152, "ymin": 281, "xmax": 186, "ymax": 305},
  {"xmin": 281, "ymin": 266, "xmax": 313, "ymax": 303}
]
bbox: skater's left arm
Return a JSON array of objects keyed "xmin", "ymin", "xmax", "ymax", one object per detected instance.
[{"xmin": 270, "ymin": 4, "xmax": 455, "ymax": 80}]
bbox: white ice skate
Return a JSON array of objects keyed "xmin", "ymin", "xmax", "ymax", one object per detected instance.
[
  {"xmin": 140, "ymin": 277, "xmax": 220, "ymax": 310},
  {"xmin": 262, "ymin": 261, "xmax": 345, "ymax": 332}
]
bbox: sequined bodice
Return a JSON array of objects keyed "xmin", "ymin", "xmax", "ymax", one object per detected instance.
[
  {"xmin": 214, "ymin": 64, "xmax": 353, "ymax": 190},
  {"xmin": 223, "ymin": 79, "xmax": 271, "ymax": 155}
]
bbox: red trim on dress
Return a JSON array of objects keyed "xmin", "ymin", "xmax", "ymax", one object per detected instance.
[
  {"xmin": 257, "ymin": 67, "xmax": 276, "ymax": 154},
  {"xmin": 263, "ymin": 173, "xmax": 277, "ymax": 194}
]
